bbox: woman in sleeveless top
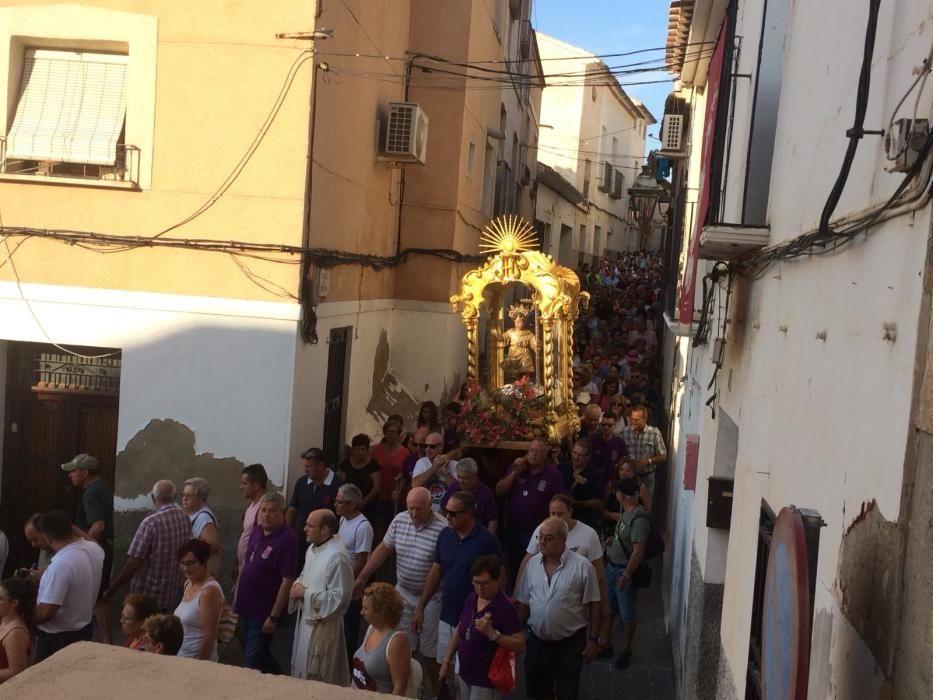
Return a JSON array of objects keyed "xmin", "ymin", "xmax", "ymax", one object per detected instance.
[
  {"xmin": 0, "ymin": 576, "xmax": 34, "ymax": 683},
  {"xmin": 174, "ymin": 539, "xmax": 222, "ymax": 661},
  {"xmin": 352, "ymin": 583, "xmax": 411, "ymax": 695}
]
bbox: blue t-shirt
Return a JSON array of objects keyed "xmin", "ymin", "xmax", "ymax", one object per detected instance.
[{"xmin": 435, "ymin": 524, "xmax": 503, "ymax": 625}]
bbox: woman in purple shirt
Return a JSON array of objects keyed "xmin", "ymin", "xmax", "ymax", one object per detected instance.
[{"xmin": 439, "ymin": 556, "xmax": 524, "ymax": 700}]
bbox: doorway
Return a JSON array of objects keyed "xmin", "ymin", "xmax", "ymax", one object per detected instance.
[
  {"xmin": 1, "ymin": 341, "xmax": 121, "ymax": 573},
  {"xmin": 322, "ymin": 327, "xmax": 352, "ymax": 466}
]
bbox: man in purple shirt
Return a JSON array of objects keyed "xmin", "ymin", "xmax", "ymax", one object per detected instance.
[
  {"xmin": 234, "ymin": 492, "xmax": 297, "ymax": 673},
  {"xmin": 440, "ymin": 458, "xmax": 498, "ymax": 534},
  {"xmin": 589, "ymin": 411, "xmax": 628, "ymax": 481},
  {"xmin": 495, "ymin": 438, "xmax": 565, "ymax": 591}
]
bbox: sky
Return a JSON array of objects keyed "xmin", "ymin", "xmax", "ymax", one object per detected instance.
[{"xmin": 533, "ymin": 0, "xmax": 673, "ymax": 147}]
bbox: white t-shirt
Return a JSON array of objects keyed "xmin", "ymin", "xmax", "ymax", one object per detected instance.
[
  {"xmin": 412, "ymin": 457, "xmax": 458, "ymax": 512},
  {"xmin": 37, "ymin": 538, "xmax": 105, "ymax": 633},
  {"xmin": 526, "ymin": 520, "xmax": 602, "ymax": 561},
  {"xmin": 339, "ymin": 513, "xmax": 374, "ymax": 556}
]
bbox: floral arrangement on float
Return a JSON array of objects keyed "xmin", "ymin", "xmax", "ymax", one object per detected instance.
[{"xmin": 457, "ymin": 378, "xmax": 548, "ymax": 445}]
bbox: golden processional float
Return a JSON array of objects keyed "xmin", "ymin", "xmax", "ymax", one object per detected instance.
[{"xmin": 451, "ymin": 215, "xmax": 590, "ymax": 449}]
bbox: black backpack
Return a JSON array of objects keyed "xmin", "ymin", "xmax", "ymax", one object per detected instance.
[{"xmin": 619, "ymin": 511, "xmax": 665, "ymax": 560}]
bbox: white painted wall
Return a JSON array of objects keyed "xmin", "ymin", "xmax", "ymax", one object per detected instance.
[
  {"xmin": 286, "ymin": 298, "xmax": 466, "ymax": 486},
  {"xmin": 0, "ymin": 281, "xmax": 300, "ymax": 499},
  {"xmin": 665, "ymin": 1, "xmax": 933, "ymax": 697}
]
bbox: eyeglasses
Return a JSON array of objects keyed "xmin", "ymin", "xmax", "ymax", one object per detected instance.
[
  {"xmin": 444, "ymin": 509, "xmax": 467, "ymax": 518},
  {"xmin": 426, "ymin": 443, "xmax": 442, "ymax": 449}
]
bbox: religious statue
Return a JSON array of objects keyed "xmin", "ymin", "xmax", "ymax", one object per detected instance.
[
  {"xmin": 499, "ymin": 301, "xmax": 537, "ymax": 382},
  {"xmin": 451, "ymin": 214, "xmax": 590, "ymax": 444}
]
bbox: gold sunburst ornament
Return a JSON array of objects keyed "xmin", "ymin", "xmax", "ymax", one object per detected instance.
[{"xmin": 479, "ymin": 215, "xmax": 538, "ymax": 255}]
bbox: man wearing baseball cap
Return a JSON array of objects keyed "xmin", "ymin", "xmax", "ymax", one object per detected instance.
[{"xmin": 62, "ymin": 453, "xmax": 114, "ymax": 643}]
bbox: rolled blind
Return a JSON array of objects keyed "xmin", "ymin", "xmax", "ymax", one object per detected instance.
[{"xmin": 6, "ymin": 49, "xmax": 128, "ymax": 166}]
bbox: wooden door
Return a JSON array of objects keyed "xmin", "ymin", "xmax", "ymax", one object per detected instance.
[{"xmin": 1, "ymin": 342, "xmax": 119, "ymax": 574}]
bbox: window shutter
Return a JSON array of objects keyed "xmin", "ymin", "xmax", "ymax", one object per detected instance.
[{"xmin": 7, "ymin": 49, "xmax": 128, "ymax": 166}]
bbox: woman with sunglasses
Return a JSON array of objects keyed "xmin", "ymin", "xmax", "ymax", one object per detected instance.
[
  {"xmin": 174, "ymin": 538, "xmax": 223, "ymax": 660},
  {"xmin": 609, "ymin": 397, "xmax": 632, "ymax": 434}
]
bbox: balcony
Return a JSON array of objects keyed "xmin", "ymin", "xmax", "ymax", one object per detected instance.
[{"xmin": 0, "ymin": 137, "xmax": 140, "ymax": 190}]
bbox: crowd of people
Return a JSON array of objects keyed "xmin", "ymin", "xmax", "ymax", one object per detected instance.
[{"xmin": 0, "ymin": 250, "xmax": 667, "ymax": 700}]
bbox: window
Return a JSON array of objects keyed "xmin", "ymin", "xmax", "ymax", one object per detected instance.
[
  {"xmin": 482, "ymin": 138, "xmax": 496, "ymax": 216},
  {"xmin": 467, "ymin": 137, "xmax": 476, "ymax": 177},
  {"xmin": 0, "ymin": 5, "xmax": 157, "ymax": 189},
  {"xmin": 4, "ymin": 48, "xmax": 134, "ymax": 182},
  {"xmin": 583, "ymin": 159, "xmax": 592, "ymax": 199}
]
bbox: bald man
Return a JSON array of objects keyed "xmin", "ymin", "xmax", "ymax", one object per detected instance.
[
  {"xmin": 103, "ymin": 480, "xmax": 192, "ymax": 612},
  {"xmin": 352, "ymin": 487, "xmax": 447, "ymax": 691}
]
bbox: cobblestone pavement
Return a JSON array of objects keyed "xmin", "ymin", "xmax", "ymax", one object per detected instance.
[{"xmin": 218, "ymin": 559, "xmax": 675, "ymax": 699}]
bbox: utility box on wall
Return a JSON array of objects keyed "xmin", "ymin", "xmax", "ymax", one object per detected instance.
[
  {"xmin": 707, "ymin": 476, "xmax": 734, "ymax": 529},
  {"xmin": 683, "ymin": 433, "xmax": 700, "ymax": 490}
]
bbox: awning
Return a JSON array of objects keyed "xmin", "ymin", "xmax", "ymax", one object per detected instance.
[{"xmin": 6, "ymin": 48, "xmax": 128, "ymax": 166}]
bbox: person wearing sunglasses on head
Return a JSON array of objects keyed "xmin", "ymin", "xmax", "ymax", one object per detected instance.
[{"xmin": 412, "ymin": 434, "xmax": 458, "ymax": 513}]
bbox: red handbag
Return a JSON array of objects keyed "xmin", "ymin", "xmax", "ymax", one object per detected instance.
[{"xmin": 488, "ymin": 645, "xmax": 517, "ymax": 694}]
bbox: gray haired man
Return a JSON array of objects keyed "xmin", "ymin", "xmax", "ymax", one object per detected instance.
[
  {"xmin": 335, "ymin": 483, "xmax": 374, "ymax": 662},
  {"xmin": 440, "ymin": 458, "xmax": 499, "ymax": 534}
]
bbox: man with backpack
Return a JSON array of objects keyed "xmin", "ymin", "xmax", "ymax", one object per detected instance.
[{"xmin": 605, "ymin": 477, "xmax": 661, "ymax": 670}]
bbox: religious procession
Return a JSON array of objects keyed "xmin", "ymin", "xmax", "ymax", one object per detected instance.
[{"xmin": 0, "ymin": 221, "xmax": 667, "ymax": 700}]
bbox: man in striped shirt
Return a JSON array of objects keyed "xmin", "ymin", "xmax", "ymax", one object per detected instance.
[{"xmin": 352, "ymin": 486, "xmax": 446, "ymax": 690}]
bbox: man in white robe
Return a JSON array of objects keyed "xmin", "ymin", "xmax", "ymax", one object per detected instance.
[{"xmin": 289, "ymin": 508, "xmax": 354, "ymax": 685}]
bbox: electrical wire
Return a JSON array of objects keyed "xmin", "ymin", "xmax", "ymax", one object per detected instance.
[
  {"xmin": 817, "ymin": 0, "xmax": 882, "ymax": 238},
  {"xmin": 152, "ymin": 50, "xmax": 314, "ymax": 239},
  {"xmin": 0, "ymin": 234, "xmax": 122, "ymax": 359},
  {"xmin": 0, "ymin": 226, "xmax": 487, "ymax": 269},
  {"xmin": 311, "ymin": 40, "xmax": 715, "ymax": 66}
]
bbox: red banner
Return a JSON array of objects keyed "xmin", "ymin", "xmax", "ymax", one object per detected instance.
[{"xmin": 678, "ymin": 18, "xmax": 728, "ymax": 324}]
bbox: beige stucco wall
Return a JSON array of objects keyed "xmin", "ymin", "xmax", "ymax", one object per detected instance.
[{"xmin": 0, "ymin": 1, "xmax": 320, "ymax": 303}]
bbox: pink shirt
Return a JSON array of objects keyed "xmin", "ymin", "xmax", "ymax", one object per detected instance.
[{"xmin": 237, "ymin": 499, "xmax": 262, "ymax": 568}]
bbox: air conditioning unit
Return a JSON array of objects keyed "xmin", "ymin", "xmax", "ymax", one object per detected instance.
[
  {"xmin": 379, "ymin": 102, "xmax": 429, "ymax": 165},
  {"xmin": 597, "ymin": 161, "xmax": 612, "ymax": 192},
  {"xmin": 659, "ymin": 114, "xmax": 685, "ymax": 157},
  {"xmin": 610, "ymin": 169, "xmax": 623, "ymax": 199}
]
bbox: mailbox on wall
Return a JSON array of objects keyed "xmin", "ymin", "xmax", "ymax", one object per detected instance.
[
  {"xmin": 683, "ymin": 434, "xmax": 700, "ymax": 491},
  {"xmin": 707, "ymin": 476, "xmax": 734, "ymax": 529}
]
